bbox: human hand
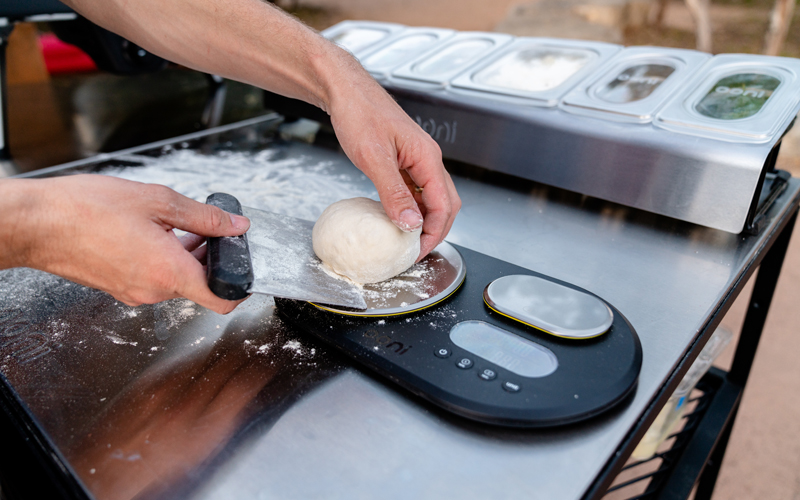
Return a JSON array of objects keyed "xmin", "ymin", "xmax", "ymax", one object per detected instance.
[
  {"xmin": 0, "ymin": 175, "xmax": 250, "ymax": 314},
  {"xmin": 58, "ymin": 0, "xmax": 458, "ymax": 260},
  {"xmin": 324, "ymin": 54, "xmax": 462, "ymax": 260}
]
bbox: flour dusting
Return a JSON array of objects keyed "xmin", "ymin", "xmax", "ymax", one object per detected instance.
[
  {"xmin": 320, "ymin": 255, "xmax": 445, "ymax": 311},
  {"xmin": 105, "ymin": 148, "xmax": 371, "ymax": 221},
  {"xmin": 106, "ymin": 335, "xmax": 138, "ymax": 347}
]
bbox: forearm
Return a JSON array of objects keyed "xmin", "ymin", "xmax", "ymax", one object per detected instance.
[
  {"xmin": 61, "ymin": 0, "xmax": 362, "ymax": 112},
  {"xmin": 0, "ymin": 179, "xmax": 44, "ymax": 270}
]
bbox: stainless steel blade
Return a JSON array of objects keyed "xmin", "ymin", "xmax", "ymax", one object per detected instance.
[{"xmin": 241, "ymin": 206, "xmax": 367, "ymax": 310}]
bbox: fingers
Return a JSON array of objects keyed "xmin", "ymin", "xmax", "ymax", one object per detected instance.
[
  {"xmin": 110, "ymin": 255, "xmax": 243, "ymax": 314},
  {"xmin": 155, "ymin": 187, "xmax": 250, "ymax": 237},
  {"xmin": 400, "ymin": 169, "xmax": 427, "ymax": 217},
  {"xmin": 180, "ymin": 233, "xmax": 205, "ymax": 252},
  {"xmin": 179, "ymin": 233, "xmax": 208, "ymax": 263},
  {"xmin": 355, "ymin": 135, "xmax": 459, "ymax": 260},
  {"xmin": 438, "ymin": 170, "xmax": 461, "ymax": 242},
  {"xmin": 380, "ymin": 180, "xmax": 424, "ymax": 232},
  {"xmin": 353, "ymin": 144, "xmax": 424, "ymax": 232},
  {"xmin": 418, "ymin": 187, "xmax": 461, "ymax": 258},
  {"xmin": 159, "ymin": 192, "xmax": 246, "ymax": 313},
  {"xmin": 375, "ymin": 176, "xmax": 424, "ymax": 233},
  {"xmin": 175, "ymin": 252, "xmax": 246, "ymax": 315},
  {"xmin": 403, "ymin": 143, "xmax": 460, "ymax": 260},
  {"xmin": 190, "ymin": 244, "xmax": 207, "ymax": 263}
]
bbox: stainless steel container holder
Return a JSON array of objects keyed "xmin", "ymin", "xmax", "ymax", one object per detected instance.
[{"xmin": 285, "ymin": 23, "xmax": 800, "ymax": 235}]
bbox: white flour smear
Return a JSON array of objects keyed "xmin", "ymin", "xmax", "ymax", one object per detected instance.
[
  {"xmin": 0, "ymin": 268, "xmax": 82, "ymax": 313},
  {"xmin": 361, "ymin": 259, "xmax": 438, "ymax": 309},
  {"xmin": 314, "ymin": 254, "xmax": 450, "ymax": 311},
  {"xmin": 105, "ymin": 148, "xmax": 373, "ymax": 221},
  {"xmin": 160, "ymin": 299, "xmax": 199, "ymax": 330}
]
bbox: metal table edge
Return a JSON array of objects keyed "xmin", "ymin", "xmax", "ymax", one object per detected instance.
[
  {"xmin": 582, "ymin": 183, "xmax": 800, "ymax": 499},
  {"xmin": 0, "ymin": 372, "xmax": 90, "ymax": 499},
  {"xmin": 11, "ymin": 113, "xmax": 283, "ymax": 179}
]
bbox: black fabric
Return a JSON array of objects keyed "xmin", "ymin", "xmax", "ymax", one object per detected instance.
[
  {"xmin": 0, "ymin": 0, "xmax": 73, "ymax": 19},
  {"xmin": 51, "ymin": 16, "xmax": 168, "ymax": 75}
]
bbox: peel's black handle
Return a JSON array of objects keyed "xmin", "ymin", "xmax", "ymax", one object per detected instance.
[{"xmin": 206, "ymin": 193, "xmax": 254, "ymax": 300}]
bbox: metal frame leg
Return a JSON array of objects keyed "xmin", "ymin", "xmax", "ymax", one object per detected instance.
[
  {"xmin": 728, "ymin": 212, "xmax": 797, "ymax": 386},
  {"xmin": 693, "ymin": 211, "xmax": 797, "ymax": 499}
]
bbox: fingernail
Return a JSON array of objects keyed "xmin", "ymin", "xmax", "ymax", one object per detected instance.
[
  {"xmin": 395, "ymin": 209, "xmax": 423, "ymax": 232},
  {"xmin": 230, "ymin": 214, "xmax": 250, "ymax": 231}
]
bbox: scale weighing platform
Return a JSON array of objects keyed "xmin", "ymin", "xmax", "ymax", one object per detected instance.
[{"xmin": 276, "ymin": 242, "xmax": 642, "ymax": 427}]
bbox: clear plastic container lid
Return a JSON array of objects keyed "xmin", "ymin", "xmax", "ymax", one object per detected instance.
[
  {"xmin": 331, "ymin": 29, "xmax": 388, "ymax": 53},
  {"xmin": 655, "ymin": 54, "xmax": 800, "ymax": 142},
  {"xmin": 473, "ymin": 47, "xmax": 593, "ymax": 93},
  {"xmin": 560, "ymin": 47, "xmax": 710, "ymax": 123},
  {"xmin": 595, "ymin": 63, "xmax": 676, "ymax": 104},
  {"xmin": 364, "ymin": 34, "xmax": 438, "ymax": 69},
  {"xmin": 449, "ymin": 38, "xmax": 620, "ymax": 107},
  {"xmin": 321, "ymin": 21, "xmax": 404, "ymax": 56},
  {"xmin": 413, "ymin": 39, "xmax": 496, "ymax": 78},
  {"xmin": 389, "ymin": 32, "xmax": 513, "ymax": 88},
  {"xmin": 694, "ymin": 73, "xmax": 781, "ymax": 120}
]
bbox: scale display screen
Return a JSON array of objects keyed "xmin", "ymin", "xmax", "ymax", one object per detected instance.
[
  {"xmin": 596, "ymin": 63, "xmax": 675, "ymax": 104},
  {"xmin": 450, "ymin": 321, "xmax": 558, "ymax": 378},
  {"xmin": 473, "ymin": 47, "xmax": 593, "ymax": 93},
  {"xmin": 413, "ymin": 39, "xmax": 495, "ymax": 77},
  {"xmin": 695, "ymin": 73, "xmax": 781, "ymax": 120},
  {"xmin": 331, "ymin": 28, "xmax": 389, "ymax": 53},
  {"xmin": 364, "ymin": 34, "xmax": 438, "ymax": 71}
]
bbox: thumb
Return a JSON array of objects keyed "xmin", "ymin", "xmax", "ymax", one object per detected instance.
[
  {"xmin": 162, "ymin": 194, "xmax": 250, "ymax": 236},
  {"xmin": 376, "ymin": 175, "xmax": 423, "ymax": 232}
]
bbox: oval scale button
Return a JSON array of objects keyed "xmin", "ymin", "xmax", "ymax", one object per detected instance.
[{"xmin": 484, "ymin": 275, "xmax": 613, "ymax": 339}]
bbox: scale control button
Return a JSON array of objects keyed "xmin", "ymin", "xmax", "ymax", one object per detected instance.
[
  {"xmin": 456, "ymin": 357, "xmax": 473, "ymax": 369},
  {"xmin": 434, "ymin": 347, "xmax": 452, "ymax": 359},
  {"xmin": 502, "ymin": 381, "xmax": 521, "ymax": 393},
  {"xmin": 479, "ymin": 369, "xmax": 497, "ymax": 381}
]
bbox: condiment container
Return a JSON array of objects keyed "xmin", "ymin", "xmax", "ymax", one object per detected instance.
[
  {"xmin": 322, "ymin": 21, "xmax": 404, "ymax": 57},
  {"xmin": 448, "ymin": 37, "xmax": 620, "ymax": 107},
  {"xmin": 560, "ymin": 46, "xmax": 710, "ymax": 123},
  {"xmin": 389, "ymin": 32, "xmax": 513, "ymax": 90},
  {"xmin": 360, "ymin": 27, "xmax": 456, "ymax": 81},
  {"xmin": 655, "ymin": 54, "xmax": 800, "ymax": 143}
]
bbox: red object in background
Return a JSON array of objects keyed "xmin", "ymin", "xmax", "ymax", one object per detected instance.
[{"xmin": 39, "ymin": 33, "xmax": 97, "ymax": 75}]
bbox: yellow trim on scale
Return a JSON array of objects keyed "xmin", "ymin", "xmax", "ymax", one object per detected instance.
[
  {"xmin": 311, "ymin": 275, "xmax": 467, "ymax": 318},
  {"xmin": 483, "ymin": 297, "xmax": 609, "ymax": 341}
]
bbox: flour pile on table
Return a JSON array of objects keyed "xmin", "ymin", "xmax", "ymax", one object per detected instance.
[{"xmin": 105, "ymin": 147, "xmax": 373, "ymax": 221}]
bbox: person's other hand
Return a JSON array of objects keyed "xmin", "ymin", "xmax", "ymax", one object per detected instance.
[
  {"xmin": 1, "ymin": 175, "xmax": 249, "ymax": 314},
  {"xmin": 325, "ymin": 56, "xmax": 461, "ymax": 260}
]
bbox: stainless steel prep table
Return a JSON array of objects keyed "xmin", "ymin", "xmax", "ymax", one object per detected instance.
[{"xmin": 1, "ymin": 115, "xmax": 797, "ymax": 500}]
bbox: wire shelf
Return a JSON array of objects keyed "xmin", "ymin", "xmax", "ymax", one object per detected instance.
[{"xmin": 603, "ymin": 374, "xmax": 719, "ymax": 500}]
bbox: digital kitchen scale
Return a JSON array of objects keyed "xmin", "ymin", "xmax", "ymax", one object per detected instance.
[{"xmin": 276, "ymin": 244, "xmax": 642, "ymax": 427}]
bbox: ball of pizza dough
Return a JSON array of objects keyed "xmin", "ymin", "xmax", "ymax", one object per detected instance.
[{"xmin": 312, "ymin": 197, "xmax": 421, "ymax": 284}]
